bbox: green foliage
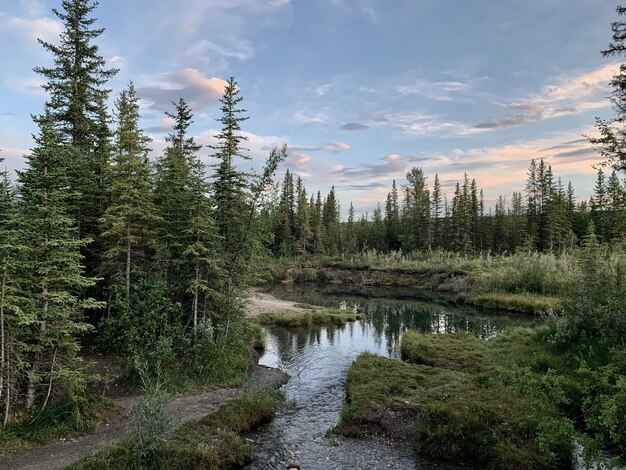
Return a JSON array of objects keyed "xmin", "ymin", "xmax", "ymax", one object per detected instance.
[
  {"xmin": 99, "ymin": 276, "xmax": 180, "ymax": 359},
  {"xmin": 100, "ymin": 82, "xmax": 160, "ymax": 295}
]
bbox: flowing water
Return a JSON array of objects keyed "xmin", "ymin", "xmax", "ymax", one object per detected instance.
[{"xmin": 245, "ymin": 284, "xmax": 541, "ymax": 470}]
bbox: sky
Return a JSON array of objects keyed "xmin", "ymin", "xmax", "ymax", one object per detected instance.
[{"xmin": 0, "ymin": 0, "xmax": 622, "ymax": 216}]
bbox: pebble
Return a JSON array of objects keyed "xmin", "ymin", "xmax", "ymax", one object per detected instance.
[{"xmin": 287, "ymin": 460, "xmax": 301, "ymax": 469}]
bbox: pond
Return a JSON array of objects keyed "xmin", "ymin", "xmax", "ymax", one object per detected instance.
[{"xmin": 245, "ymin": 284, "xmax": 542, "ymax": 469}]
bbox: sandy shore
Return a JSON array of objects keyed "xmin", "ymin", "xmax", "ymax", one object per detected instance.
[{"xmin": 246, "ymin": 290, "xmax": 312, "ymax": 317}]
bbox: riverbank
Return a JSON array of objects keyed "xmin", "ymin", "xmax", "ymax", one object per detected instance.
[
  {"xmin": 0, "ymin": 294, "xmax": 292, "ymax": 469},
  {"xmin": 0, "ymin": 365, "xmax": 288, "ymax": 470},
  {"xmin": 337, "ymin": 326, "xmax": 626, "ymax": 469},
  {"xmin": 263, "ymin": 251, "xmax": 575, "ymax": 314}
]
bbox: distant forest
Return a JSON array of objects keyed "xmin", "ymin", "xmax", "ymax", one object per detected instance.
[{"xmin": 267, "ymin": 160, "xmax": 624, "ymax": 257}]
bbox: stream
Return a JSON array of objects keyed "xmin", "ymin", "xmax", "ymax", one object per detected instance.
[{"xmin": 245, "ymin": 284, "xmax": 541, "ymax": 470}]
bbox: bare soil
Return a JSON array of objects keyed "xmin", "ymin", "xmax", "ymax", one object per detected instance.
[{"xmin": 246, "ymin": 290, "xmax": 309, "ymax": 317}]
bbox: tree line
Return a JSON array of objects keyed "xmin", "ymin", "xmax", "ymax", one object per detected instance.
[
  {"xmin": 0, "ymin": 0, "xmax": 283, "ymax": 426},
  {"xmin": 269, "ymin": 162, "xmax": 626, "ymax": 257}
]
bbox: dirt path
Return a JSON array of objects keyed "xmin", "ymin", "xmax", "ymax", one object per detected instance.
[
  {"xmin": 246, "ymin": 290, "xmax": 310, "ymax": 317},
  {"xmin": 0, "ymin": 365, "xmax": 289, "ymax": 470}
]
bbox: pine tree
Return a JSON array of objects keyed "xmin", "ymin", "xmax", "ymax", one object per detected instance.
[
  {"xmin": 154, "ymin": 98, "xmax": 202, "ymax": 294},
  {"xmin": 384, "ymin": 180, "xmax": 400, "ymax": 251},
  {"xmin": 311, "ymin": 192, "xmax": 325, "ymax": 254},
  {"xmin": 402, "ymin": 167, "xmax": 430, "ymax": 251},
  {"xmin": 591, "ymin": 6, "xmax": 626, "ymax": 172},
  {"xmin": 17, "ymin": 114, "xmax": 100, "ymax": 412},
  {"xmin": 295, "ymin": 178, "xmax": 312, "ymax": 255},
  {"xmin": 211, "ymin": 77, "xmax": 251, "ymax": 264},
  {"xmin": 345, "ymin": 202, "xmax": 356, "ymax": 253},
  {"xmin": 100, "ymin": 83, "xmax": 159, "ymax": 297},
  {"xmin": 431, "ymin": 174, "xmax": 442, "ymax": 249},
  {"xmin": 526, "ymin": 159, "xmax": 540, "ymax": 248},
  {"xmin": 322, "ymin": 187, "xmax": 341, "ymax": 255},
  {"xmin": 34, "ymin": 0, "xmax": 118, "ymax": 242},
  {"xmin": 276, "ymin": 170, "xmax": 295, "ymax": 256},
  {"xmin": 591, "ymin": 168, "xmax": 608, "ymax": 241},
  {"xmin": 0, "ymin": 161, "xmax": 27, "ymax": 426},
  {"xmin": 183, "ymin": 155, "xmax": 220, "ymax": 333}
]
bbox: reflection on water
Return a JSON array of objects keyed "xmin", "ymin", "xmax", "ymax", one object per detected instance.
[{"xmin": 246, "ymin": 284, "xmax": 540, "ymax": 470}]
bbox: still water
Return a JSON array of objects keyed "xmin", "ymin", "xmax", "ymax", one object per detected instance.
[{"xmin": 245, "ymin": 284, "xmax": 540, "ymax": 470}]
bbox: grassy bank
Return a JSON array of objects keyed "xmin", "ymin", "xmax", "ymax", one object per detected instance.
[
  {"xmin": 338, "ymin": 326, "xmax": 626, "ymax": 469},
  {"xmin": 251, "ymin": 309, "xmax": 364, "ymax": 327},
  {"xmin": 261, "ymin": 250, "xmax": 598, "ymax": 314},
  {"xmin": 69, "ymin": 391, "xmax": 284, "ymax": 470}
]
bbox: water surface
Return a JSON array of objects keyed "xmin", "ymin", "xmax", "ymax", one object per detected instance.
[{"xmin": 246, "ymin": 284, "xmax": 540, "ymax": 469}]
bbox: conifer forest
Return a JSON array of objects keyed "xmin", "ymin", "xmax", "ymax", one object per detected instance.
[{"xmin": 0, "ymin": 1, "xmax": 625, "ymax": 469}]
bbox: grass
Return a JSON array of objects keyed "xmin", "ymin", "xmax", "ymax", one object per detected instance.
[
  {"xmin": 247, "ymin": 323, "xmax": 266, "ymax": 350},
  {"xmin": 69, "ymin": 391, "xmax": 284, "ymax": 470},
  {"xmin": 400, "ymin": 331, "xmax": 487, "ymax": 372},
  {"xmin": 466, "ymin": 292, "xmax": 562, "ymax": 314},
  {"xmin": 262, "ymin": 250, "xmax": 585, "ymax": 314},
  {"xmin": 0, "ymin": 394, "xmax": 112, "ymax": 454},
  {"xmin": 338, "ymin": 329, "xmax": 581, "ymax": 469},
  {"xmin": 251, "ymin": 309, "xmax": 365, "ymax": 327}
]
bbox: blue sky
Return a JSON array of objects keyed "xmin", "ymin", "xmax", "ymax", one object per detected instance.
[{"xmin": 0, "ymin": 0, "xmax": 621, "ymax": 215}]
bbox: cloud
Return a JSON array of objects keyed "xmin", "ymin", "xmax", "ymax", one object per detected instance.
[
  {"xmin": 391, "ymin": 112, "xmax": 485, "ymax": 137},
  {"xmin": 340, "ymin": 122, "xmax": 369, "ymax": 131},
  {"xmin": 397, "ymin": 80, "xmax": 469, "ymax": 101},
  {"xmin": 329, "ymin": 0, "xmax": 378, "ymax": 24},
  {"xmin": 339, "ymin": 182, "xmax": 387, "ymax": 191},
  {"xmin": 145, "ymin": 117, "xmax": 177, "ymax": 134},
  {"xmin": 474, "ymin": 63, "xmax": 618, "ymax": 130},
  {"xmin": 138, "ymin": 69, "xmax": 228, "ymax": 111},
  {"xmin": 0, "ymin": 13, "xmax": 63, "ymax": 43},
  {"xmin": 288, "ymin": 141, "xmax": 350, "ymax": 153},
  {"xmin": 186, "ymin": 38, "xmax": 254, "ymax": 61},
  {"xmin": 293, "ymin": 110, "xmax": 329, "ymax": 125},
  {"xmin": 5, "ymin": 76, "xmax": 45, "ymax": 96},
  {"xmin": 333, "ymin": 154, "xmax": 433, "ymax": 180}
]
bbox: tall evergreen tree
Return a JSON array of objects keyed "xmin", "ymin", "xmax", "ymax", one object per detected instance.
[
  {"xmin": 154, "ymin": 98, "xmax": 201, "ymax": 295},
  {"xmin": 17, "ymin": 114, "xmax": 100, "ymax": 412},
  {"xmin": 384, "ymin": 180, "xmax": 401, "ymax": 251},
  {"xmin": 431, "ymin": 174, "xmax": 443, "ymax": 249},
  {"xmin": 211, "ymin": 77, "xmax": 251, "ymax": 265},
  {"xmin": 295, "ymin": 177, "xmax": 312, "ymax": 255},
  {"xmin": 100, "ymin": 83, "xmax": 159, "ymax": 297},
  {"xmin": 35, "ymin": 0, "xmax": 118, "ymax": 242},
  {"xmin": 402, "ymin": 167, "xmax": 430, "ymax": 250},
  {"xmin": 591, "ymin": 6, "xmax": 626, "ymax": 173}
]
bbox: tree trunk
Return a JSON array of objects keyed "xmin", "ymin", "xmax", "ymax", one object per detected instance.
[
  {"xmin": 192, "ymin": 263, "xmax": 199, "ymax": 334},
  {"xmin": 126, "ymin": 224, "xmax": 131, "ymax": 298},
  {"xmin": 0, "ymin": 267, "xmax": 6, "ymax": 405}
]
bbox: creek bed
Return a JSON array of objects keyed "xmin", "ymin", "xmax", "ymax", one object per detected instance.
[{"xmin": 245, "ymin": 284, "xmax": 540, "ymax": 470}]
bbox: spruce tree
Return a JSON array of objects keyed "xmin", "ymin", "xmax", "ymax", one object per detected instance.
[
  {"xmin": 323, "ymin": 187, "xmax": 341, "ymax": 255},
  {"xmin": 402, "ymin": 167, "xmax": 430, "ymax": 251},
  {"xmin": 154, "ymin": 98, "xmax": 201, "ymax": 294},
  {"xmin": 35, "ymin": 0, "xmax": 117, "ymax": 242},
  {"xmin": 295, "ymin": 177, "xmax": 312, "ymax": 255},
  {"xmin": 17, "ymin": 114, "xmax": 100, "ymax": 412},
  {"xmin": 345, "ymin": 202, "xmax": 356, "ymax": 253},
  {"xmin": 100, "ymin": 83, "xmax": 159, "ymax": 297},
  {"xmin": 211, "ymin": 77, "xmax": 251, "ymax": 263},
  {"xmin": 431, "ymin": 174, "xmax": 442, "ymax": 249},
  {"xmin": 0, "ymin": 161, "xmax": 27, "ymax": 426},
  {"xmin": 591, "ymin": 6, "xmax": 626, "ymax": 172}
]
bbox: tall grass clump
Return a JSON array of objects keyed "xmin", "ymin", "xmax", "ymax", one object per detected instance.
[{"xmin": 476, "ymin": 251, "xmax": 579, "ymax": 296}]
